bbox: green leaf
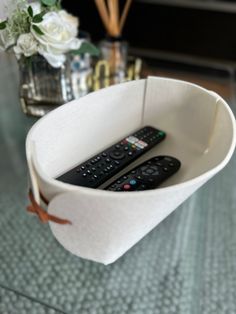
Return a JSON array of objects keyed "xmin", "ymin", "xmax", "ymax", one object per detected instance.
[
  {"xmin": 0, "ymin": 20, "xmax": 7, "ymax": 30},
  {"xmin": 41, "ymin": 0, "xmax": 57, "ymax": 6},
  {"xmin": 27, "ymin": 6, "xmax": 33, "ymax": 18},
  {"xmin": 32, "ymin": 24, "xmax": 44, "ymax": 35},
  {"xmin": 33, "ymin": 14, "xmax": 43, "ymax": 23},
  {"xmin": 72, "ymin": 42, "xmax": 100, "ymax": 57},
  {"xmin": 40, "ymin": 10, "xmax": 47, "ymax": 16}
]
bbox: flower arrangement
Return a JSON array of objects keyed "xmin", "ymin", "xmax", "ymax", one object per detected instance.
[{"xmin": 0, "ymin": 0, "xmax": 98, "ymax": 67}]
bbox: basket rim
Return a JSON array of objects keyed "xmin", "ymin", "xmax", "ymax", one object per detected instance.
[{"xmin": 26, "ymin": 77, "xmax": 236, "ymax": 199}]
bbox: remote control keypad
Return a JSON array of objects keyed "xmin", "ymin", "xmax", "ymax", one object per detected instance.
[
  {"xmin": 57, "ymin": 126, "xmax": 166, "ymax": 188},
  {"xmin": 105, "ymin": 156, "xmax": 181, "ymax": 192}
]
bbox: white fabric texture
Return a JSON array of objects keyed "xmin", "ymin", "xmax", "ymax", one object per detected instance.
[{"xmin": 26, "ymin": 77, "xmax": 236, "ymax": 264}]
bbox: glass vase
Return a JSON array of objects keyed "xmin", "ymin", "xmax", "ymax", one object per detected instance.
[
  {"xmin": 19, "ymin": 54, "xmax": 74, "ymax": 117},
  {"xmin": 99, "ymin": 37, "xmax": 128, "ymax": 84}
]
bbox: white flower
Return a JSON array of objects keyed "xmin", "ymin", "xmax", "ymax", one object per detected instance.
[
  {"xmin": 31, "ymin": 11, "xmax": 81, "ymax": 67},
  {"xmin": 58, "ymin": 10, "xmax": 79, "ymax": 37},
  {"xmin": 29, "ymin": 1, "xmax": 42, "ymax": 15},
  {"xmin": 0, "ymin": 27, "xmax": 15, "ymax": 51},
  {"xmin": 13, "ymin": 33, "xmax": 38, "ymax": 58}
]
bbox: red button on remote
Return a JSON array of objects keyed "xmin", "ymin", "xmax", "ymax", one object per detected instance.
[{"xmin": 123, "ymin": 184, "xmax": 131, "ymax": 190}]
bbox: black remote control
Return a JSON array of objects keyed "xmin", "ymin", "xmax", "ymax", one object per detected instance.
[
  {"xmin": 57, "ymin": 126, "xmax": 166, "ymax": 188},
  {"xmin": 105, "ymin": 156, "xmax": 181, "ymax": 192}
]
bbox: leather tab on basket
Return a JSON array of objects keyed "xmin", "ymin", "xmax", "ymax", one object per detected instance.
[{"xmin": 27, "ymin": 189, "xmax": 72, "ymax": 225}]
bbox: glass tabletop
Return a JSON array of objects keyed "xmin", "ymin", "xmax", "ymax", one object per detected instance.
[{"xmin": 1, "ymin": 53, "xmax": 236, "ymax": 314}]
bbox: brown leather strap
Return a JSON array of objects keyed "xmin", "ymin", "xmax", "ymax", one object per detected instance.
[{"xmin": 27, "ymin": 189, "xmax": 72, "ymax": 225}]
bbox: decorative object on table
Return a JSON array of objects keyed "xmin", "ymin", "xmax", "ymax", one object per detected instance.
[
  {"xmin": 86, "ymin": 56, "xmax": 142, "ymax": 91},
  {"xmin": 70, "ymin": 31, "xmax": 94, "ymax": 99},
  {"xmin": 94, "ymin": 0, "xmax": 133, "ymax": 83},
  {"xmin": 0, "ymin": 0, "xmax": 99, "ymax": 117}
]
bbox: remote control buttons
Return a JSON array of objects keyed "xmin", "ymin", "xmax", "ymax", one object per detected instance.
[
  {"xmin": 126, "ymin": 136, "xmax": 138, "ymax": 144},
  {"xmin": 135, "ymin": 140, "xmax": 148, "ymax": 149},
  {"xmin": 110, "ymin": 150, "xmax": 125, "ymax": 160},
  {"xmin": 123, "ymin": 184, "xmax": 131, "ymax": 190},
  {"xmin": 130, "ymin": 179, "xmax": 137, "ymax": 185},
  {"xmin": 140, "ymin": 165, "xmax": 159, "ymax": 177},
  {"xmin": 159, "ymin": 131, "xmax": 165, "ymax": 137},
  {"xmin": 58, "ymin": 126, "xmax": 167, "ymax": 189}
]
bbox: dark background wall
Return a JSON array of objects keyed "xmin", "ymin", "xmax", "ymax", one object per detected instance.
[{"xmin": 62, "ymin": 0, "xmax": 236, "ymax": 62}]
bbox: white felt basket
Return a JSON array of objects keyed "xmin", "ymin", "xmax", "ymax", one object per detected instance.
[{"xmin": 26, "ymin": 76, "xmax": 236, "ymax": 264}]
